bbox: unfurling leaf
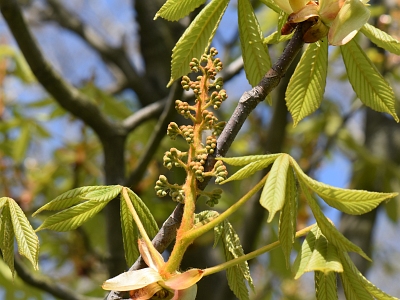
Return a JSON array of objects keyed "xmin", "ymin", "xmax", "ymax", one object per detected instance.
[
  {"xmin": 260, "ymin": 154, "xmax": 290, "ymax": 222},
  {"xmin": 102, "ymin": 268, "xmax": 163, "ymax": 291},
  {"xmin": 286, "ymin": 38, "xmax": 328, "ymax": 126},
  {"xmin": 315, "ymin": 271, "xmax": 338, "ymax": 300},
  {"xmin": 217, "ymin": 154, "xmax": 280, "ymax": 167},
  {"xmin": 361, "ymin": 23, "xmax": 400, "ymax": 55},
  {"xmin": 120, "ymin": 194, "xmax": 139, "ymax": 266},
  {"xmin": 0, "ymin": 204, "xmax": 15, "ymax": 276},
  {"xmin": 155, "ymin": 0, "xmax": 207, "ymax": 21},
  {"xmin": 341, "ymin": 39, "xmax": 399, "ymax": 122}
]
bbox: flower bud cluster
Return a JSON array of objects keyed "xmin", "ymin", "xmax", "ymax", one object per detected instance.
[
  {"xmin": 205, "ymin": 136, "xmax": 217, "ymax": 154},
  {"xmin": 155, "ymin": 175, "xmax": 185, "ymax": 203},
  {"xmin": 213, "ymin": 161, "xmax": 228, "ymax": 184},
  {"xmin": 175, "ymin": 100, "xmax": 193, "ymax": 119},
  {"xmin": 163, "ymin": 148, "xmax": 187, "ymax": 169},
  {"xmin": 205, "ymin": 188, "xmax": 223, "ymax": 207}
]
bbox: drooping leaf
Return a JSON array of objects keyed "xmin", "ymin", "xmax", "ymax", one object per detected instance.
[
  {"xmin": 315, "ymin": 271, "xmax": 338, "ymax": 300},
  {"xmin": 260, "ymin": 154, "xmax": 290, "ymax": 222},
  {"xmin": 168, "ymin": 0, "xmax": 230, "ymax": 86},
  {"xmin": 291, "ymin": 158, "xmax": 397, "ymax": 215},
  {"xmin": 263, "ymin": 31, "xmax": 293, "ymax": 45},
  {"xmin": 293, "ymin": 225, "xmax": 343, "ymax": 279},
  {"xmin": 360, "ymin": 23, "xmax": 400, "ymax": 55},
  {"xmin": 220, "ymin": 155, "xmax": 281, "ymax": 183},
  {"xmin": 33, "ymin": 185, "xmax": 120, "ymax": 216},
  {"xmin": 120, "ymin": 194, "xmax": 139, "ymax": 266},
  {"xmin": 82, "ymin": 185, "xmax": 123, "ymax": 202},
  {"xmin": 36, "ymin": 199, "xmax": 109, "ymax": 232},
  {"xmin": 341, "ymin": 39, "xmax": 399, "ymax": 122},
  {"xmin": 277, "ymin": 11, "xmax": 289, "ymax": 38},
  {"xmin": 12, "ymin": 123, "xmax": 30, "ymax": 163},
  {"xmin": 127, "ymin": 189, "xmax": 159, "ymax": 239},
  {"xmin": 299, "ymin": 180, "xmax": 370, "ymax": 261},
  {"xmin": 238, "ymin": 0, "xmax": 271, "ymax": 87},
  {"xmin": 0, "ymin": 204, "xmax": 15, "ymax": 276},
  {"xmin": 217, "ymin": 153, "xmax": 281, "ymax": 166},
  {"xmin": 286, "ymin": 38, "xmax": 328, "ymax": 126},
  {"xmin": 259, "ymin": 0, "xmax": 282, "ymax": 13},
  {"xmin": 102, "ymin": 268, "xmax": 163, "ymax": 291},
  {"xmin": 278, "ymin": 166, "xmax": 298, "ymax": 267},
  {"xmin": 337, "ymin": 251, "xmax": 374, "ymax": 300},
  {"xmin": 7, "ymin": 199, "xmax": 39, "ymax": 270},
  {"xmin": 155, "ymin": 0, "xmax": 207, "ymax": 21}
]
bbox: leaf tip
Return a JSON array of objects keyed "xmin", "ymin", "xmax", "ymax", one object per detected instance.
[{"xmin": 167, "ymin": 78, "xmax": 174, "ymax": 88}]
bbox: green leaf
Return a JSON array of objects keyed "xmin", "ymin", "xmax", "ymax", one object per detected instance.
[
  {"xmin": 315, "ymin": 271, "xmax": 338, "ymax": 300},
  {"xmin": 155, "ymin": 0, "xmax": 207, "ymax": 21},
  {"xmin": 293, "ymin": 225, "xmax": 343, "ymax": 279},
  {"xmin": 217, "ymin": 153, "xmax": 281, "ymax": 166},
  {"xmin": 7, "ymin": 199, "xmax": 39, "ymax": 270},
  {"xmin": 263, "ymin": 31, "xmax": 293, "ymax": 45},
  {"xmin": 360, "ymin": 23, "xmax": 400, "ymax": 55},
  {"xmin": 12, "ymin": 123, "xmax": 30, "ymax": 163},
  {"xmin": 338, "ymin": 251, "xmax": 374, "ymax": 300},
  {"xmin": 33, "ymin": 185, "xmax": 121, "ymax": 216},
  {"xmin": 340, "ymin": 252, "xmax": 398, "ymax": 300},
  {"xmin": 259, "ymin": 0, "xmax": 282, "ymax": 13},
  {"xmin": 298, "ymin": 180, "xmax": 370, "ymax": 261},
  {"xmin": 36, "ymin": 199, "xmax": 109, "ymax": 232},
  {"xmin": 221, "ymin": 155, "xmax": 281, "ymax": 183},
  {"xmin": 0, "ymin": 45, "xmax": 35, "ymax": 83},
  {"xmin": 291, "ymin": 158, "xmax": 397, "ymax": 215},
  {"xmin": 286, "ymin": 38, "xmax": 328, "ymax": 126},
  {"xmin": 168, "ymin": 0, "xmax": 230, "ymax": 86},
  {"xmin": 278, "ymin": 166, "xmax": 297, "ymax": 268},
  {"xmin": 238, "ymin": 0, "xmax": 271, "ymax": 87},
  {"xmin": 82, "ymin": 185, "xmax": 123, "ymax": 202},
  {"xmin": 127, "ymin": 190, "xmax": 159, "ymax": 239},
  {"xmin": 0, "ymin": 204, "xmax": 15, "ymax": 276},
  {"xmin": 120, "ymin": 195, "xmax": 139, "ymax": 266},
  {"xmin": 260, "ymin": 154, "xmax": 290, "ymax": 222},
  {"xmin": 341, "ymin": 39, "xmax": 399, "ymax": 122}
]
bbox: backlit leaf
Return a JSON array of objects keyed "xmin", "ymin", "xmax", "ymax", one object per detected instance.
[
  {"xmin": 341, "ymin": 39, "xmax": 399, "ymax": 122},
  {"xmin": 0, "ymin": 204, "xmax": 15, "ymax": 276},
  {"xmin": 259, "ymin": 0, "xmax": 282, "ymax": 13},
  {"xmin": 36, "ymin": 199, "xmax": 108, "ymax": 232},
  {"xmin": 286, "ymin": 38, "xmax": 328, "ymax": 126},
  {"xmin": 82, "ymin": 185, "xmax": 122, "ymax": 202},
  {"xmin": 291, "ymin": 158, "xmax": 397, "ymax": 215},
  {"xmin": 279, "ymin": 166, "xmax": 297, "ymax": 267},
  {"xmin": 315, "ymin": 271, "xmax": 338, "ymax": 300},
  {"xmin": 238, "ymin": 0, "xmax": 271, "ymax": 87},
  {"xmin": 168, "ymin": 0, "xmax": 230, "ymax": 86},
  {"xmin": 120, "ymin": 195, "xmax": 139, "ymax": 266},
  {"xmin": 217, "ymin": 154, "xmax": 281, "ymax": 166},
  {"xmin": 155, "ymin": 0, "xmax": 207, "ymax": 21},
  {"xmin": 260, "ymin": 154, "xmax": 290, "ymax": 222},
  {"xmin": 12, "ymin": 123, "xmax": 30, "ymax": 163},
  {"xmin": 8, "ymin": 199, "xmax": 39, "ymax": 270},
  {"xmin": 361, "ymin": 23, "xmax": 400, "ymax": 55}
]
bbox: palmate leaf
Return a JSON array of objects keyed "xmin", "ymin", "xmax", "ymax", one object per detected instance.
[
  {"xmin": 120, "ymin": 195, "xmax": 139, "ymax": 266},
  {"xmin": 0, "ymin": 204, "xmax": 15, "ymax": 276},
  {"xmin": 6, "ymin": 198, "xmax": 39, "ymax": 270},
  {"xmin": 168, "ymin": 0, "xmax": 230, "ymax": 86},
  {"xmin": 278, "ymin": 166, "xmax": 297, "ymax": 267},
  {"xmin": 219, "ymin": 155, "xmax": 281, "ymax": 183},
  {"xmin": 260, "ymin": 154, "xmax": 290, "ymax": 222},
  {"xmin": 155, "ymin": 0, "xmax": 207, "ymax": 21},
  {"xmin": 33, "ymin": 185, "xmax": 122, "ymax": 216},
  {"xmin": 286, "ymin": 38, "xmax": 328, "ymax": 126},
  {"xmin": 299, "ymin": 180, "xmax": 370, "ymax": 261},
  {"xmin": 291, "ymin": 158, "xmax": 397, "ymax": 215},
  {"xmin": 341, "ymin": 39, "xmax": 399, "ymax": 122},
  {"xmin": 238, "ymin": 0, "xmax": 271, "ymax": 87},
  {"xmin": 293, "ymin": 225, "xmax": 343, "ymax": 280},
  {"xmin": 127, "ymin": 190, "xmax": 159, "ymax": 239},
  {"xmin": 360, "ymin": 23, "xmax": 400, "ymax": 55},
  {"xmin": 36, "ymin": 199, "xmax": 109, "ymax": 232},
  {"xmin": 315, "ymin": 271, "xmax": 338, "ymax": 300}
]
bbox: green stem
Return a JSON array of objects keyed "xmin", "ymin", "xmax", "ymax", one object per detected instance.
[
  {"xmin": 203, "ymin": 224, "xmax": 315, "ymax": 276},
  {"xmin": 182, "ymin": 174, "xmax": 269, "ymax": 243}
]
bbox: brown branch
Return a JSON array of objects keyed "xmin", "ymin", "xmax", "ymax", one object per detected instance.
[{"xmin": 106, "ymin": 22, "xmax": 308, "ymax": 300}]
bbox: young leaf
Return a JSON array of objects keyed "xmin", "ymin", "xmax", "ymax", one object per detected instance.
[
  {"xmin": 293, "ymin": 225, "xmax": 343, "ymax": 279},
  {"xmin": 278, "ymin": 166, "xmax": 298, "ymax": 268},
  {"xmin": 286, "ymin": 38, "xmax": 328, "ymax": 126},
  {"xmin": 360, "ymin": 23, "xmax": 400, "ymax": 55},
  {"xmin": 291, "ymin": 158, "xmax": 397, "ymax": 215},
  {"xmin": 8, "ymin": 199, "xmax": 39, "ymax": 270},
  {"xmin": 259, "ymin": 0, "xmax": 282, "ymax": 13},
  {"xmin": 155, "ymin": 0, "xmax": 207, "ymax": 21},
  {"xmin": 217, "ymin": 153, "xmax": 281, "ymax": 166},
  {"xmin": 238, "ymin": 0, "xmax": 271, "ymax": 87},
  {"xmin": 0, "ymin": 204, "xmax": 15, "ymax": 276},
  {"xmin": 299, "ymin": 180, "xmax": 370, "ymax": 261},
  {"xmin": 120, "ymin": 195, "xmax": 139, "ymax": 266},
  {"xmin": 33, "ymin": 185, "xmax": 121, "ymax": 216},
  {"xmin": 263, "ymin": 31, "xmax": 293, "ymax": 45},
  {"xmin": 127, "ymin": 190, "xmax": 159, "ymax": 239},
  {"xmin": 36, "ymin": 199, "xmax": 109, "ymax": 232},
  {"xmin": 260, "ymin": 154, "xmax": 290, "ymax": 222},
  {"xmin": 341, "ymin": 39, "xmax": 399, "ymax": 122},
  {"xmin": 82, "ymin": 185, "xmax": 123, "ymax": 202},
  {"xmin": 337, "ymin": 251, "xmax": 374, "ymax": 300},
  {"xmin": 12, "ymin": 123, "xmax": 30, "ymax": 163},
  {"xmin": 315, "ymin": 271, "xmax": 338, "ymax": 300},
  {"xmin": 168, "ymin": 0, "xmax": 230, "ymax": 86},
  {"xmin": 221, "ymin": 155, "xmax": 281, "ymax": 183}
]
